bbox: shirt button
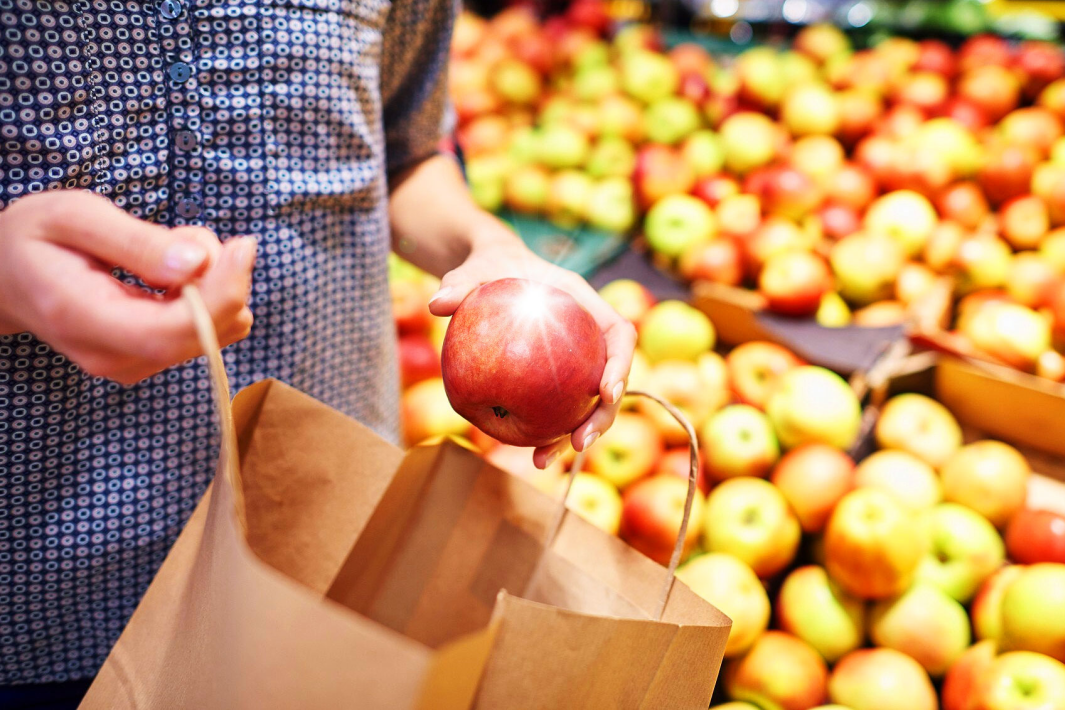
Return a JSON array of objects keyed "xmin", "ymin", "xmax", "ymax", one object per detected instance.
[
  {"xmin": 159, "ymin": 0, "xmax": 183, "ymax": 19},
  {"xmin": 175, "ymin": 130, "xmax": 197, "ymax": 152},
  {"xmin": 176, "ymin": 198, "xmax": 201, "ymax": 219},
  {"xmin": 168, "ymin": 62, "xmax": 192, "ymax": 84}
]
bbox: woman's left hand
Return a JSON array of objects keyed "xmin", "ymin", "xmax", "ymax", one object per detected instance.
[{"xmin": 428, "ymin": 229, "xmax": 636, "ymax": 470}]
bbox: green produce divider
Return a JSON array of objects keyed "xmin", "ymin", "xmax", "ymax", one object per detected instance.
[{"xmin": 502, "ymin": 210, "xmax": 631, "ymax": 278}]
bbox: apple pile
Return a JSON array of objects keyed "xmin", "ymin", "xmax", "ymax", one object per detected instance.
[{"xmin": 450, "ymin": 9, "xmax": 1065, "ymax": 377}]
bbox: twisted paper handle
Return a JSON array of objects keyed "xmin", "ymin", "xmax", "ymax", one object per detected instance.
[{"xmin": 543, "ymin": 390, "xmax": 699, "ymax": 621}]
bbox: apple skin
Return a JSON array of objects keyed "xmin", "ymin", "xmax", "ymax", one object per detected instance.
[
  {"xmin": 565, "ymin": 473, "xmax": 624, "ymax": 535},
  {"xmin": 942, "ymin": 639, "xmax": 998, "ymax": 710},
  {"xmin": 637, "ymin": 357, "xmax": 729, "ymax": 445},
  {"xmin": 916, "ymin": 502, "xmax": 1006, "ymax": 604},
  {"xmin": 1000, "ymin": 194, "xmax": 1050, "ymax": 250},
  {"xmin": 702, "ymin": 477, "xmax": 801, "ymax": 579},
  {"xmin": 441, "ymin": 279, "xmax": 606, "ymax": 448},
  {"xmin": 503, "ymin": 163, "xmax": 551, "ymax": 214},
  {"xmin": 875, "ymin": 393, "xmax": 963, "ymax": 469},
  {"xmin": 402, "ymin": 377, "xmax": 471, "ymax": 447},
  {"xmin": 693, "ymin": 174, "xmax": 741, "ymax": 207},
  {"xmin": 700, "ymin": 404, "xmax": 780, "ymax": 482},
  {"xmin": 830, "ymin": 233, "xmax": 906, "ymax": 307},
  {"xmin": 725, "ymin": 632, "xmax": 829, "ymax": 710},
  {"xmin": 854, "ymin": 451, "xmax": 941, "ymax": 511},
  {"xmin": 1006, "ymin": 509, "xmax": 1065, "ymax": 564},
  {"xmin": 619, "ymin": 473, "xmax": 706, "ymax": 566},
  {"xmin": 971, "ymin": 564, "xmax": 1025, "ymax": 643},
  {"xmin": 829, "ymin": 648, "xmax": 938, "ymax": 710},
  {"xmin": 679, "ymin": 237, "xmax": 744, "ymax": 286},
  {"xmin": 643, "ymin": 193, "xmax": 718, "ymax": 259},
  {"xmin": 726, "ymin": 341, "xmax": 805, "ymax": 411},
  {"xmin": 633, "ymin": 144, "xmax": 695, "ymax": 211},
  {"xmin": 1000, "ymin": 563, "xmax": 1065, "ymax": 663},
  {"xmin": 586, "ymin": 411, "xmax": 664, "ymax": 489},
  {"xmin": 657, "ymin": 446, "xmax": 711, "ymax": 495},
  {"xmin": 766, "ymin": 366, "xmax": 862, "ymax": 451},
  {"xmin": 771, "ymin": 444, "xmax": 856, "ymax": 534},
  {"xmin": 398, "ymin": 333, "xmax": 442, "ymax": 388},
  {"xmin": 818, "ymin": 203, "xmax": 862, "ymax": 240},
  {"xmin": 619, "ymin": 48, "xmax": 679, "ymax": 104},
  {"xmin": 759, "ymin": 251, "xmax": 833, "ymax": 317},
  {"xmin": 782, "ymin": 84, "xmax": 840, "ymax": 137},
  {"xmin": 863, "ymin": 190, "xmax": 939, "ymax": 259},
  {"xmin": 676, "ymin": 552, "xmax": 770, "ymax": 658},
  {"xmin": 714, "ymin": 193, "xmax": 763, "ymax": 240},
  {"xmin": 637, "ymin": 300, "xmax": 715, "ymax": 363},
  {"xmin": 760, "ymin": 165, "xmax": 824, "ymax": 221},
  {"xmin": 1006, "ymin": 253, "xmax": 1058, "ymax": 309},
  {"xmin": 824, "ymin": 488, "xmax": 928, "ymax": 600},
  {"xmin": 776, "ymin": 565, "xmax": 865, "ymax": 663},
  {"xmin": 980, "ymin": 143, "xmax": 1038, "ymax": 207},
  {"xmin": 941, "ymin": 441, "xmax": 1031, "ymax": 529},
  {"xmin": 970, "ymin": 651, "xmax": 1065, "ymax": 710},
  {"xmin": 937, "ymin": 181, "xmax": 992, "ymax": 230},
  {"xmin": 597, "ymin": 278, "xmax": 656, "ymax": 325},
  {"xmin": 869, "ymin": 582, "xmax": 972, "ymax": 677},
  {"xmin": 957, "ymin": 65, "xmax": 1021, "ymax": 123},
  {"xmin": 720, "ymin": 111, "xmax": 781, "ymax": 175},
  {"xmin": 827, "ymin": 163, "xmax": 878, "ymax": 212}
]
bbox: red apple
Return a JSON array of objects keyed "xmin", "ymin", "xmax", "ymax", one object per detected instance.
[
  {"xmin": 999, "ymin": 107, "xmax": 1064, "ymax": 158},
  {"xmin": 657, "ymin": 446, "xmax": 711, "ymax": 495},
  {"xmin": 818, "ymin": 203, "xmax": 862, "ymax": 240},
  {"xmin": 693, "ymin": 174, "xmax": 740, "ymax": 207},
  {"xmin": 878, "ymin": 104, "xmax": 926, "ymax": 139},
  {"xmin": 726, "ymin": 341, "xmax": 805, "ymax": 410},
  {"xmin": 398, "ymin": 333, "xmax": 441, "ymax": 388},
  {"xmin": 633, "ymin": 144, "xmax": 695, "ymax": 211},
  {"xmin": 855, "ymin": 135, "xmax": 899, "ymax": 188},
  {"xmin": 959, "ymin": 34, "xmax": 1014, "ymax": 72},
  {"xmin": 565, "ymin": 0, "xmax": 611, "ymax": 35},
  {"xmin": 893, "ymin": 71, "xmax": 949, "ymax": 113},
  {"xmin": 771, "ymin": 443, "xmax": 856, "ymax": 534},
  {"xmin": 936, "ymin": 181, "xmax": 991, "ymax": 230},
  {"xmin": 761, "ymin": 166, "xmax": 823, "ymax": 221},
  {"xmin": 441, "ymin": 279, "xmax": 605, "ymax": 448},
  {"xmin": 392, "ymin": 276, "xmax": 436, "ymax": 334},
  {"xmin": 1016, "ymin": 41, "xmax": 1065, "ymax": 99},
  {"xmin": 1007, "ymin": 252, "xmax": 1058, "ymax": 308},
  {"xmin": 726, "ymin": 632, "xmax": 829, "ymax": 710},
  {"xmin": 941, "ymin": 639, "xmax": 998, "ymax": 710},
  {"xmin": 979, "ymin": 143, "xmax": 1039, "ymax": 206},
  {"xmin": 586, "ymin": 411, "xmax": 664, "ymax": 489},
  {"xmin": 836, "ymin": 89, "xmax": 884, "ymax": 145},
  {"xmin": 1001, "ymin": 194, "xmax": 1050, "ymax": 250},
  {"xmin": 759, "ymin": 251, "xmax": 833, "ymax": 317},
  {"xmin": 744, "ymin": 217, "xmax": 813, "ymax": 277},
  {"xmin": 957, "ymin": 65, "xmax": 1021, "ymax": 123},
  {"xmin": 827, "ymin": 163, "xmax": 878, "ymax": 212},
  {"xmin": 824, "ymin": 489, "xmax": 927, "ymax": 599},
  {"xmin": 1006, "ymin": 509, "xmax": 1065, "ymax": 564},
  {"xmin": 620, "ymin": 473, "xmax": 706, "ymax": 566},
  {"xmin": 939, "ymin": 97, "xmax": 991, "ymax": 133},
  {"xmin": 679, "ymin": 238, "xmax": 744, "ymax": 286},
  {"xmin": 914, "ymin": 39, "xmax": 957, "ymax": 78}
]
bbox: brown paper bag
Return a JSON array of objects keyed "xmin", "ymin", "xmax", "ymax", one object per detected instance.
[{"xmin": 80, "ymin": 286, "xmax": 730, "ymax": 709}]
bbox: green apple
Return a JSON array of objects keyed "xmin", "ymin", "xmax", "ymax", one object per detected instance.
[
  {"xmin": 782, "ymin": 83, "xmax": 841, "ymax": 136},
  {"xmin": 566, "ymin": 473, "xmax": 624, "ymax": 535},
  {"xmin": 584, "ymin": 177, "xmax": 636, "ymax": 234},
  {"xmin": 586, "ymin": 136, "xmax": 637, "ymax": 179},
  {"xmin": 620, "ymin": 49, "xmax": 679, "ymax": 104},
  {"xmin": 941, "ymin": 441, "xmax": 1031, "ymax": 529},
  {"xmin": 970, "ymin": 651, "xmax": 1065, "ymax": 710},
  {"xmin": 720, "ymin": 112, "xmax": 780, "ymax": 175},
  {"xmin": 963, "ymin": 302, "xmax": 1052, "ymax": 371},
  {"xmin": 864, "ymin": 190, "xmax": 939, "ymax": 258},
  {"xmin": 824, "ymin": 489, "xmax": 928, "ymax": 599},
  {"xmin": 816, "ymin": 292, "xmax": 852, "ymax": 327},
  {"xmin": 544, "ymin": 169, "xmax": 593, "ymax": 229},
  {"xmin": 875, "ymin": 393, "xmax": 962, "ymax": 469},
  {"xmin": 971, "ymin": 565, "xmax": 1025, "ymax": 643},
  {"xmin": 703, "ymin": 477, "xmax": 801, "ymax": 578},
  {"xmin": 829, "ymin": 648, "xmax": 938, "ymax": 710},
  {"xmin": 573, "ymin": 63, "xmax": 619, "ymax": 101},
  {"xmin": 854, "ymin": 450, "xmax": 941, "ymax": 511},
  {"xmin": 465, "ymin": 153, "xmax": 510, "ymax": 212},
  {"xmin": 955, "ymin": 235, "xmax": 1013, "ymax": 294},
  {"xmin": 489, "ymin": 58, "xmax": 542, "ymax": 105},
  {"xmin": 700, "ymin": 404, "xmax": 780, "ymax": 482},
  {"xmin": 1000, "ymin": 563, "xmax": 1065, "ymax": 663},
  {"xmin": 586, "ymin": 411, "xmax": 664, "ymax": 489},
  {"xmin": 643, "ymin": 194, "xmax": 717, "ymax": 259},
  {"xmin": 869, "ymin": 583, "xmax": 972, "ymax": 677},
  {"xmin": 766, "ymin": 366, "xmax": 862, "ymax": 451},
  {"xmin": 535, "ymin": 124, "xmax": 590, "ymax": 170},
  {"xmin": 777, "ymin": 565, "xmax": 865, "ymax": 663},
  {"xmin": 830, "ymin": 233, "xmax": 906, "ymax": 306},
  {"xmin": 681, "ymin": 129, "xmax": 725, "ymax": 178},
  {"xmin": 637, "ymin": 300, "xmax": 715, "ymax": 363},
  {"xmin": 736, "ymin": 47, "xmax": 787, "ymax": 108},
  {"xmin": 597, "ymin": 278, "xmax": 655, "ymax": 325},
  {"xmin": 915, "ymin": 502, "xmax": 1005, "ymax": 603},
  {"xmin": 503, "ymin": 164, "xmax": 551, "ymax": 214},
  {"xmin": 644, "ymin": 97, "xmax": 702, "ymax": 145},
  {"xmin": 676, "ymin": 552, "xmax": 770, "ymax": 658},
  {"xmin": 507, "ymin": 125, "xmax": 538, "ymax": 164}
]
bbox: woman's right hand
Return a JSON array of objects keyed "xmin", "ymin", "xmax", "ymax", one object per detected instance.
[{"xmin": 0, "ymin": 190, "xmax": 256, "ymax": 384}]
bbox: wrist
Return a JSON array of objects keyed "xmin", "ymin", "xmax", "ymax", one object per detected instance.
[{"xmin": 466, "ymin": 212, "xmax": 524, "ymax": 255}]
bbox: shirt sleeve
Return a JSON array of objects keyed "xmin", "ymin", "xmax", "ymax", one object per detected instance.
[{"xmin": 380, "ymin": 0, "xmax": 458, "ymax": 178}]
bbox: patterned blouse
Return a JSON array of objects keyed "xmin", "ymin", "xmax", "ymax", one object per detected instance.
[{"xmin": 0, "ymin": 0, "xmax": 453, "ymax": 683}]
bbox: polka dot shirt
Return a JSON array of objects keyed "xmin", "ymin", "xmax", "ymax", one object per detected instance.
[{"xmin": 0, "ymin": 0, "xmax": 454, "ymax": 684}]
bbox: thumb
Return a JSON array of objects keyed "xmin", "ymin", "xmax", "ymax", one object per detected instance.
[
  {"xmin": 45, "ymin": 192, "xmax": 214, "ymax": 287},
  {"xmin": 427, "ymin": 269, "xmax": 480, "ymax": 317}
]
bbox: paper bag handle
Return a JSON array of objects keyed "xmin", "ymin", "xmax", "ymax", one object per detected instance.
[
  {"xmin": 181, "ymin": 284, "xmax": 247, "ymax": 529},
  {"xmin": 543, "ymin": 390, "xmax": 699, "ymax": 621}
]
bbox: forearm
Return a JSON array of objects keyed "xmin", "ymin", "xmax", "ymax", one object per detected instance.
[{"xmin": 388, "ymin": 154, "xmax": 520, "ymax": 277}]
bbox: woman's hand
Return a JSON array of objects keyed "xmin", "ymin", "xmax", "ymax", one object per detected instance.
[
  {"xmin": 0, "ymin": 190, "xmax": 256, "ymax": 384},
  {"xmin": 428, "ymin": 225, "xmax": 636, "ymax": 469}
]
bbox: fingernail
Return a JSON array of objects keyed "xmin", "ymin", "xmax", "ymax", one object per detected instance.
[
  {"xmin": 582, "ymin": 431, "xmax": 599, "ymax": 452},
  {"xmin": 611, "ymin": 381, "xmax": 624, "ymax": 404},
  {"xmin": 543, "ymin": 449, "xmax": 561, "ymax": 468},
  {"xmin": 165, "ymin": 241, "xmax": 208, "ymax": 274},
  {"xmin": 428, "ymin": 287, "xmax": 452, "ymax": 306},
  {"xmin": 231, "ymin": 237, "xmax": 257, "ymax": 269}
]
